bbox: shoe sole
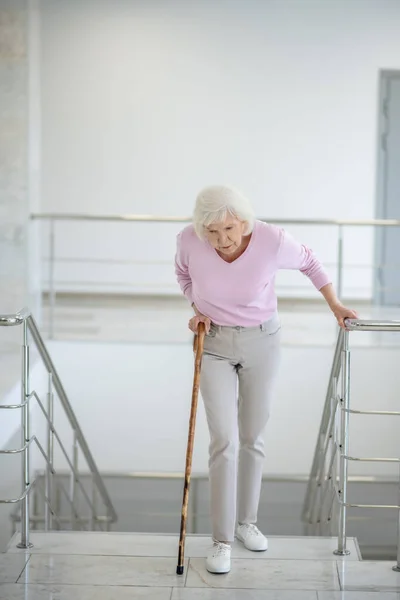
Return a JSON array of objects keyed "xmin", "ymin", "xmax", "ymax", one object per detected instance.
[
  {"xmin": 206, "ymin": 559, "xmax": 231, "ymax": 575},
  {"xmin": 206, "ymin": 568, "xmax": 231, "ymax": 575},
  {"xmin": 235, "ymin": 534, "xmax": 268, "ymax": 552}
]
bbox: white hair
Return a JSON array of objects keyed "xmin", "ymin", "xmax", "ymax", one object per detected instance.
[{"xmin": 193, "ymin": 185, "xmax": 255, "ymax": 240}]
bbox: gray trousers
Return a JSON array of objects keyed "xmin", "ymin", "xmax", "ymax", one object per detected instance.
[{"xmin": 200, "ymin": 314, "xmax": 281, "ymax": 543}]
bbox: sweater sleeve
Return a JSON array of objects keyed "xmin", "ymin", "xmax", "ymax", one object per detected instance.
[
  {"xmin": 277, "ymin": 228, "xmax": 331, "ymax": 291},
  {"xmin": 174, "ymin": 231, "xmax": 193, "ymax": 304}
]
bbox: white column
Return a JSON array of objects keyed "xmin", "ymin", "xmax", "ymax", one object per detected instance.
[{"xmin": 0, "ymin": 0, "xmax": 29, "ymax": 313}]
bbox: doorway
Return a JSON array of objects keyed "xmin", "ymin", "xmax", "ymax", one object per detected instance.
[{"xmin": 375, "ymin": 71, "xmax": 400, "ymax": 306}]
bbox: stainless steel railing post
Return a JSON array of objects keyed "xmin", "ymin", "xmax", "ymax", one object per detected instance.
[
  {"xmin": 27, "ymin": 315, "xmax": 117, "ymax": 523},
  {"xmin": 91, "ymin": 474, "xmax": 97, "ymax": 530},
  {"xmin": 70, "ymin": 431, "xmax": 78, "ymax": 530},
  {"xmin": 48, "ymin": 217, "xmax": 55, "ymax": 339},
  {"xmin": 45, "ymin": 372, "xmax": 54, "ymax": 530},
  {"xmin": 337, "ymin": 224, "xmax": 344, "ymax": 301},
  {"xmin": 334, "ymin": 329, "xmax": 351, "ymax": 556},
  {"xmin": 17, "ymin": 320, "xmax": 33, "ymax": 549},
  {"xmin": 393, "ymin": 467, "xmax": 400, "ymax": 572},
  {"xmin": 394, "ymin": 525, "xmax": 400, "ymax": 572}
]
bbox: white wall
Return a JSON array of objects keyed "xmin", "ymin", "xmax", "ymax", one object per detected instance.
[
  {"xmin": 34, "ymin": 0, "xmax": 400, "ymax": 299},
  {"xmin": 27, "ymin": 0, "xmax": 43, "ymax": 319},
  {"xmin": 36, "ymin": 338, "xmax": 400, "ymax": 479}
]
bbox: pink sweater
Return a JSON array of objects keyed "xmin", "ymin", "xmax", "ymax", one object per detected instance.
[{"xmin": 175, "ymin": 220, "xmax": 331, "ymax": 327}]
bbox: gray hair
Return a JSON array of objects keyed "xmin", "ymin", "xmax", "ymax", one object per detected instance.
[{"xmin": 193, "ymin": 185, "xmax": 255, "ymax": 240}]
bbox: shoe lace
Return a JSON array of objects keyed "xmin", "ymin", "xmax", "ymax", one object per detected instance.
[
  {"xmin": 212, "ymin": 542, "xmax": 230, "ymax": 557},
  {"xmin": 243, "ymin": 523, "xmax": 262, "ymax": 537}
]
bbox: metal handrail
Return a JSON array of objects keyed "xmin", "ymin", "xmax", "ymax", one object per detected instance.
[
  {"xmin": 22, "ymin": 468, "xmax": 399, "ymax": 482},
  {"xmin": 303, "ymin": 318, "xmax": 400, "ymax": 571},
  {"xmin": 301, "ymin": 327, "xmax": 344, "ymax": 524},
  {"xmin": 0, "ymin": 309, "xmax": 117, "ymax": 547},
  {"xmin": 345, "ymin": 319, "xmax": 400, "ymax": 332},
  {"xmin": 0, "ymin": 308, "xmax": 30, "ymax": 326},
  {"xmin": 0, "ymin": 481, "xmax": 36, "ymax": 504},
  {"xmin": 30, "ymin": 213, "xmax": 400, "ymax": 226},
  {"xmin": 26, "ymin": 322, "xmax": 117, "ymax": 523},
  {"xmin": 29, "ymin": 212, "xmax": 400, "ymax": 339}
]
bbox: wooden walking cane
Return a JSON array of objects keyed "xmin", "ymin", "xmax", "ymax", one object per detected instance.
[{"xmin": 176, "ymin": 322, "xmax": 206, "ymax": 575}]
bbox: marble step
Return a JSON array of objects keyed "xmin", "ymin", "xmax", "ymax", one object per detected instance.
[
  {"xmin": 6, "ymin": 532, "xmax": 361, "ymax": 561},
  {"xmin": 2, "ymin": 533, "xmax": 400, "ymax": 599}
]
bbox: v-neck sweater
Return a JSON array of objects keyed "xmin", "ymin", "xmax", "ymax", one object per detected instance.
[{"xmin": 175, "ymin": 220, "xmax": 331, "ymax": 327}]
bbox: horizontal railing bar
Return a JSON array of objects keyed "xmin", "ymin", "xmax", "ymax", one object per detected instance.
[
  {"xmin": 41, "ymin": 280, "xmax": 343, "ymax": 289},
  {"xmin": 42, "ymin": 257, "xmax": 179, "ymax": 266},
  {"xmin": 0, "ymin": 439, "xmax": 34, "ymax": 454},
  {"xmin": 343, "ymin": 454, "xmax": 400, "ymax": 463},
  {"xmin": 345, "ymin": 319, "xmax": 400, "ymax": 332},
  {"xmin": 20, "ymin": 503, "xmax": 400, "ymax": 521},
  {"xmin": 32, "ymin": 469, "xmax": 400, "ymax": 484},
  {"xmin": 0, "ymin": 307, "xmax": 30, "ymax": 327},
  {"xmin": 0, "ymin": 480, "xmax": 35, "ymax": 504},
  {"xmin": 333, "ymin": 485, "xmax": 400, "ymax": 510},
  {"xmin": 0, "ymin": 398, "xmax": 30, "ymax": 410},
  {"xmin": 334, "ymin": 441, "xmax": 400, "ymax": 463},
  {"xmin": 38, "ymin": 256, "xmax": 400, "ymax": 270},
  {"xmin": 333, "ymin": 488, "xmax": 400, "ymax": 511},
  {"xmin": 38, "ymin": 283, "xmax": 400, "ymax": 296},
  {"xmin": 31, "ymin": 213, "xmax": 191, "ymax": 223},
  {"xmin": 39, "ymin": 281, "xmax": 400, "ymax": 297},
  {"xmin": 344, "ymin": 408, "xmax": 400, "ymax": 416},
  {"xmin": 0, "ymin": 436, "xmax": 56, "ymax": 475},
  {"xmin": 11, "ymin": 515, "xmax": 109, "ymax": 524},
  {"xmin": 344, "ymin": 502, "xmax": 400, "ymax": 509},
  {"xmin": 10, "ymin": 509, "xmax": 112, "ymax": 523},
  {"xmin": 30, "ymin": 213, "xmax": 400, "ymax": 227},
  {"xmin": 0, "ymin": 399, "xmax": 29, "ymax": 410}
]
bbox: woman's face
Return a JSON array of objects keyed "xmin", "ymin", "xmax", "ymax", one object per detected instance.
[{"xmin": 204, "ymin": 215, "xmax": 247, "ymax": 256}]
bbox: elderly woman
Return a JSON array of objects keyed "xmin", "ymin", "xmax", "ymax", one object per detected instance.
[{"xmin": 175, "ymin": 185, "xmax": 357, "ymax": 574}]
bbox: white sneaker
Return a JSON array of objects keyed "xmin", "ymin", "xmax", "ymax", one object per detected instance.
[
  {"xmin": 236, "ymin": 523, "xmax": 268, "ymax": 552},
  {"xmin": 206, "ymin": 541, "xmax": 231, "ymax": 574}
]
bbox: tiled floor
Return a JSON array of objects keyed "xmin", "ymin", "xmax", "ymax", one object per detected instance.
[
  {"xmin": 5, "ymin": 532, "xmax": 361, "ymax": 560},
  {"xmin": 0, "ymin": 554, "xmax": 29, "ymax": 585},
  {"xmin": 2, "ymin": 532, "xmax": 400, "ymax": 599}
]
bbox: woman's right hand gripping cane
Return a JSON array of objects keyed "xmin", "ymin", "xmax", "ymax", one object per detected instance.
[{"xmin": 189, "ymin": 305, "xmax": 211, "ymax": 335}]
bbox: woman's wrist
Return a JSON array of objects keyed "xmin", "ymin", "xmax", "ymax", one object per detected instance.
[
  {"xmin": 329, "ymin": 298, "xmax": 343, "ymax": 311},
  {"xmin": 320, "ymin": 283, "xmax": 342, "ymax": 311}
]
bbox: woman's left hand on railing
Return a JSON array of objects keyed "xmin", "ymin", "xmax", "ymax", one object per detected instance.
[
  {"xmin": 319, "ymin": 284, "xmax": 358, "ymax": 329},
  {"xmin": 331, "ymin": 303, "xmax": 359, "ymax": 329}
]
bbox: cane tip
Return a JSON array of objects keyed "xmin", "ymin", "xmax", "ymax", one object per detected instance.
[{"xmin": 176, "ymin": 565, "xmax": 184, "ymax": 575}]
